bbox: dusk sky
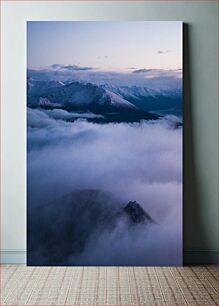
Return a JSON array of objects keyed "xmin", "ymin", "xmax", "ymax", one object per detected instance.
[{"xmin": 27, "ymin": 21, "xmax": 182, "ymax": 72}]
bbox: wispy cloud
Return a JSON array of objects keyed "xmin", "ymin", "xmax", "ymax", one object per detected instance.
[
  {"xmin": 132, "ymin": 68, "xmax": 182, "ymax": 79},
  {"xmin": 97, "ymin": 55, "xmax": 109, "ymax": 60},
  {"xmin": 157, "ymin": 50, "xmax": 172, "ymax": 54},
  {"xmin": 51, "ymin": 64, "xmax": 94, "ymax": 71},
  {"xmin": 132, "ymin": 69, "xmax": 153, "ymax": 74}
]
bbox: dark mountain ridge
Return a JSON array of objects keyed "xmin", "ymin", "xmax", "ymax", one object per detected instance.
[{"xmin": 27, "ymin": 189, "xmax": 154, "ymax": 265}]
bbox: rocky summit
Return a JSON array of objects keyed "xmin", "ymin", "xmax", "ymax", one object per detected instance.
[{"xmin": 124, "ymin": 201, "xmax": 154, "ymax": 224}]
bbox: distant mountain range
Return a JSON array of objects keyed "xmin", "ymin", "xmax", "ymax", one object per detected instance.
[{"xmin": 27, "ymin": 79, "xmax": 182, "ymax": 123}]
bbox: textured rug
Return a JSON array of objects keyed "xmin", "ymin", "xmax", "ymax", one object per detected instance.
[{"xmin": 1, "ymin": 265, "xmax": 218, "ymax": 305}]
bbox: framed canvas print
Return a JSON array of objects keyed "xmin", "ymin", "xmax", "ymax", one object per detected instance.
[{"xmin": 27, "ymin": 21, "xmax": 182, "ymax": 266}]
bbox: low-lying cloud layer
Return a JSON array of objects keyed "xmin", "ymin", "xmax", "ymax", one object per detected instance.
[
  {"xmin": 27, "ymin": 108, "xmax": 104, "ymax": 128},
  {"xmin": 27, "ymin": 109, "xmax": 182, "ymax": 265}
]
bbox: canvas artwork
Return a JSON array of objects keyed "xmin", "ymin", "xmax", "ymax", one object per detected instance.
[{"xmin": 27, "ymin": 21, "xmax": 183, "ymax": 266}]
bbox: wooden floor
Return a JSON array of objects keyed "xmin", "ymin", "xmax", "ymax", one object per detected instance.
[{"xmin": 1, "ymin": 265, "xmax": 218, "ymax": 305}]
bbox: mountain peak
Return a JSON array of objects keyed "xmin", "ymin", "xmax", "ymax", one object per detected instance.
[{"xmin": 124, "ymin": 201, "xmax": 154, "ymax": 224}]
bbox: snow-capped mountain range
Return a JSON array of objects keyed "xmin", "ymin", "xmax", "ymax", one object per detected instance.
[
  {"xmin": 101, "ymin": 84, "xmax": 182, "ymax": 115},
  {"xmin": 28, "ymin": 80, "xmax": 136, "ymax": 109},
  {"xmin": 101, "ymin": 84, "xmax": 181, "ymax": 99},
  {"xmin": 27, "ymin": 79, "xmax": 182, "ymax": 122}
]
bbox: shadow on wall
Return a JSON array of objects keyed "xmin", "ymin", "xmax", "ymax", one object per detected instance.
[{"xmin": 183, "ymin": 23, "xmax": 208, "ymax": 264}]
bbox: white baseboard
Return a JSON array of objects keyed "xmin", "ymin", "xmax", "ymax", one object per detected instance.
[{"xmin": 1, "ymin": 250, "xmax": 26, "ymax": 264}]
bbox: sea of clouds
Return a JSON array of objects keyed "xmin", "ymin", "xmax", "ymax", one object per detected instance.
[{"xmin": 27, "ymin": 108, "xmax": 182, "ymax": 265}]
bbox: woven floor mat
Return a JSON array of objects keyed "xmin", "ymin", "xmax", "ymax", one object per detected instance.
[{"xmin": 1, "ymin": 265, "xmax": 218, "ymax": 305}]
